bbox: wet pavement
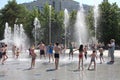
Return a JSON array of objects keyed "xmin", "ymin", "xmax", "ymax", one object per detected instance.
[{"xmin": 0, "ymin": 50, "xmax": 120, "ymax": 80}]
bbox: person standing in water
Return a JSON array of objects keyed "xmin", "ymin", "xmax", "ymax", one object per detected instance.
[
  {"xmin": 88, "ymin": 50, "xmax": 97, "ymax": 70},
  {"xmin": 2, "ymin": 44, "xmax": 8, "ymax": 65},
  {"xmin": 16, "ymin": 48, "xmax": 20, "ymax": 59},
  {"xmin": 108, "ymin": 39, "xmax": 115, "ymax": 64},
  {"xmin": 12, "ymin": 45, "xmax": 16, "ymax": 58},
  {"xmin": 30, "ymin": 45, "xmax": 37, "ymax": 69},
  {"xmin": 38, "ymin": 41, "xmax": 46, "ymax": 59},
  {"xmin": 99, "ymin": 47, "xmax": 105, "ymax": 64},
  {"xmin": 48, "ymin": 43, "xmax": 54, "ymax": 63},
  {"xmin": 84, "ymin": 45, "xmax": 88, "ymax": 60},
  {"xmin": 54, "ymin": 42, "xmax": 61, "ymax": 70},
  {"xmin": 69, "ymin": 42, "xmax": 73, "ymax": 59},
  {"xmin": 72, "ymin": 44, "xmax": 84, "ymax": 70}
]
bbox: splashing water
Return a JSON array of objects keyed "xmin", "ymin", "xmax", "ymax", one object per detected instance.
[
  {"xmin": 64, "ymin": 9, "xmax": 69, "ymax": 48},
  {"xmin": 74, "ymin": 4, "xmax": 88, "ymax": 46},
  {"xmin": 2, "ymin": 22, "xmax": 29, "ymax": 50}
]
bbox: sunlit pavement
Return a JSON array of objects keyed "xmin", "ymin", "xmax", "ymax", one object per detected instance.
[{"xmin": 0, "ymin": 49, "xmax": 120, "ymax": 80}]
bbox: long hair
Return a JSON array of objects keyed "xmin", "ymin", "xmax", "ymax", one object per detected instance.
[{"xmin": 79, "ymin": 44, "xmax": 83, "ymax": 52}]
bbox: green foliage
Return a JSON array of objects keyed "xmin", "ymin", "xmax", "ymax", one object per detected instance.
[
  {"xmin": 98, "ymin": 1, "xmax": 120, "ymax": 45},
  {"xmin": 86, "ymin": 7, "xmax": 94, "ymax": 37},
  {"xmin": 0, "ymin": 0, "xmax": 29, "ymax": 40}
]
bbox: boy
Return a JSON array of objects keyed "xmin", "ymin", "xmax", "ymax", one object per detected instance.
[
  {"xmin": 99, "ymin": 47, "xmax": 104, "ymax": 64},
  {"xmin": 88, "ymin": 50, "xmax": 97, "ymax": 70}
]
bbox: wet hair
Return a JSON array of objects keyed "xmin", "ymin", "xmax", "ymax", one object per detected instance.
[
  {"xmin": 79, "ymin": 44, "xmax": 83, "ymax": 52},
  {"xmin": 5, "ymin": 44, "xmax": 7, "ymax": 47},
  {"xmin": 56, "ymin": 42, "xmax": 59, "ymax": 46},
  {"xmin": 93, "ymin": 50, "xmax": 96, "ymax": 53}
]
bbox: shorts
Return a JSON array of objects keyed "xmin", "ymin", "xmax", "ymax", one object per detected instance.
[
  {"xmin": 0, "ymin": 52, "xmax": 2, "ymax": 58},
  {"xmin": 100, "ymin": 53, "xmax": 103, "ymax": 57},
  {"xmin": 54, "ymin": 53, "xmax": 59, "ymax": 58},
  {"xmin": 32, "ymin": 54, "xmax": 36, "ymax": 60},
  {"xmin": 40, "ymin": 50, "xmax": 45, "ymax": 55},
  {"xmin": 79, "ymin": 54, "xmax": 83, "ymax": 58},
  {"xmin": 2, "ymin": 52, "xmax": 6, "ymax": 55},
  {"xmin": 91, "ymin": 58, "xmax": 95, "ymax": 62}
]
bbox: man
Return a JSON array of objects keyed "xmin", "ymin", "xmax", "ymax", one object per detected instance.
[
  {"xmin": 38, "ymin": 41, "xmax": 46, "ymax": 59},
  {"xmin": 54, "ymin": 42, "xmax": 61, "ymax": 70},
  {"xmin": 108, "ymin": 39, "xmax": 115, "ymax": 64}
]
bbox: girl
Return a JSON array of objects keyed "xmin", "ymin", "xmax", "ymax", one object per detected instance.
[{"xmin": 30, "ymin": 45, "xmax": 37, "ymax": 69}]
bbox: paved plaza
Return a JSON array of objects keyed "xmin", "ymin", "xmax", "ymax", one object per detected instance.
[{"xmin": 0, "ymin": 50, "xmax": 120, "ymax": 80}]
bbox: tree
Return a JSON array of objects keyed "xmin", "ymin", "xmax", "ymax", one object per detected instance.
[
  {"xmin": 86, "ymin": 7, "xmax": 94, "ymax": 37},
  {"xmin": 0, "ymin": 0, "xmax": 29, "ymax": 40},
  {"xmin": 98, "ymin": 1, "xmax": 120, "ymax": 45}
]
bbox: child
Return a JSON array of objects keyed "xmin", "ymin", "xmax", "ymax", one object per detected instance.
[
  {"xmin": 84, "ymin": 45, "xmax": 88, "ymax": 60},
  {"xmin": 99, "ymin": 47, "xmax": 104, "ymax": 64},
  {"xmin": 88, "ymin": 50, "xmax": 97, "ymax": 70},
  {"xmin": 30, "ymin": 45, "xmax": 37, "ymax": 69},
  {"xmin": 16, "ymin": 48, "xmax": 20, "ymax": 59},
  {"xmin": 72, "ymin": 44, "xmax": 84, "ymax": 70},
  {"xmin": 69, "ymin": 43, "xmax": 73, "ymax": 59}
]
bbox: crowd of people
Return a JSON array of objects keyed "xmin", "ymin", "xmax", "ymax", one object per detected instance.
[{"xmin": 0, "ymin": 38, "xmax": 115, "ymax": 71}]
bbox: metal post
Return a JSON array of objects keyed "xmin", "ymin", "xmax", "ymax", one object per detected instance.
[{"xmin": 49, "ymin": 5, "xmax": 51, "ymax": 44}]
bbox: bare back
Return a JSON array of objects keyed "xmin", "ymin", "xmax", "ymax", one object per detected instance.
[
  {"xmin": 39, "ymin": 44, "xmax": 45, "ymax": 50},
  {"xmin": 54, "ymin": 46, "xmax": 61, "ymax": 54}
]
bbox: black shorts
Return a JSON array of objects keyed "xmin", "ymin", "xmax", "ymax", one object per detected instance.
[
  {"xmin": 40, "ymin": 50, "xmax": 45, "ymax": 55},
  {"xmin": 2, "ymin": 52, "xmax": 6, "ymax": 55},
  {"xmin": 54, "ymin": 53, "xmax": 59, "ymax": 58},
  {"xmin": 100, "ymin": 53, "xmax": 103, "ymax": 57},
  {"xmin": 0, "ymin": 52, "xmax": 2, "ymax": 58}
]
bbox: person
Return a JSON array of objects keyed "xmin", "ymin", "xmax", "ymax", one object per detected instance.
[
  {"xmin": 2, "ymin": 44, "xmax": 8, "ymax": 65},
  {"xmin": 99, "ymin": 47, "xmax": 105, "ymax": 64},
  {"xmin": 48, "ymin": 43, "xmax": 54, "ymax": 63},
  {"xmin": 69, "ymin": 43, "xmax": 73, "ymax": 59},
  {"xmin": 0, "ymin": 46, "xmax": 2, "ymax": 62},
  {"xmin": 38, "ymin": 41, "xmax": 46, "ymax": 59},
  {"xmin": 108, "ymin": 39, "xmax": 115, "ymax": 64},
  {"xmin": 16, "ymin": 48, "xmax": 20, "ymax": 59},
  {"xmin": 54, "ymin": 42, "xmax": 61, "ymax": 70},
  {"xmin": 12, "ymin": 45, "xmax": 16, "ymax": 58},
  {"xmin": 84, "ymin": 45, "xmax": 88, "ymax": 60},
  {"xmin": 30, "ymin": 45, "xmax": 37, "ymax": 69},
  {"xmin": 72, "ymin": 44, "xmax": 84, "ymax": 70},
  {"xmin": 88, "ymin": 50, "xmax": 97, "ymax": 70}
]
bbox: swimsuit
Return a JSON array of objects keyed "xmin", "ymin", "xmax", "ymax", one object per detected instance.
[
  {"xmin": 91, "ymin": 57, "xmax": 95, "ymax": 62},
  {"xmin": 40, "ymin": 50, "xmax": 45, "ymax": 55},
  {"xmin": 54, "ymin": 53, "xmax": 59, "ymax": 58},
  {"xmin": 100, "ymin": 53, "xmax": 103, "ymax": 57},
  {"xmin": 79, "ymin": 53, "xmax": 83, "ymax": 58}
]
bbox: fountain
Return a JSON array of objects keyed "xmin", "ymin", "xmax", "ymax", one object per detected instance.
[
  {"xmin": 13, "ymin": 24, "xmax": 28, "ymax": 50},
  {"xmin": 93, "ymin": 3, "xmax": 99, "ymax": 43},
  {"xmin": 4, "ymin": 22, "xmax": 12, "ymax": 44},
  {"xmin": 64, "ymin": 9, "xmax": 69, "ymax": 48},
  {"xmin": 2, "ymin": 22, "xmax": 28, "ymax": 50},
  {"xmin": 33, "ymin": 17, "xmax": 41, "ymax": 46},
  {"xmin": 74, "ymin": 4, "xmax": 88, "ymax": 46}
]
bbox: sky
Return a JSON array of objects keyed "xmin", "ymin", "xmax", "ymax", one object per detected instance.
[{"xmin": 0, "ymin": 0, "xmax": 120, "ymax": 9}]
